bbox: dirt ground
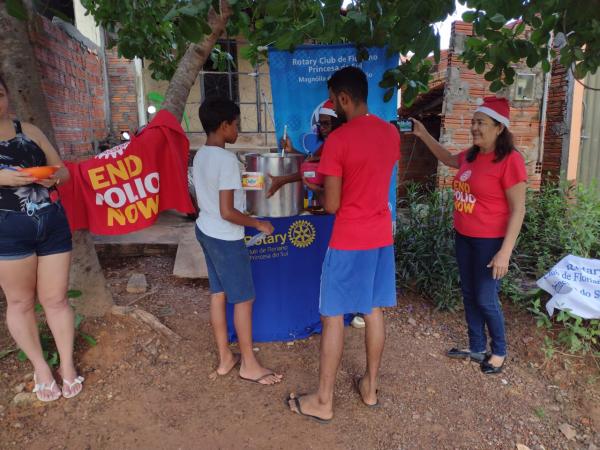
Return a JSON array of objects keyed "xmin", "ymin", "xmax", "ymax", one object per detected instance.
[{"xmin": 0, "ymin": 254, "xmax": 599, "ymax": 450}]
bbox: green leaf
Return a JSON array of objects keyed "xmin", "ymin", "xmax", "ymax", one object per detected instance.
[
  {"xmin": 542, "ymin": 58, "xmax": 551, "ymax": 73},
  {"xmin": 47, "ymin": 352, "xmax": 59, "ymax": 367},
  {"xmin": 462, "ymin": 11, "xmax": 479, "ymax": 23},
  {"xmin": 6, "ymin": 0, "xmax": 28, "ymax": 21},
  {"xmin": 17, "ymin": 350, "xmax": 28, "ymax": 362},
  {"xmin": 80, "ymin": 333, "xmax": 98, "ymax": 347},
  {"xmin": 514, "ymin": 21, "xmax": 526, "ymax": 36},
  {"xmin": 475, "ymin": 59, "xmax": 486, "ymax": 74},
  {"xmin": 67, "ymin": 290, "xmax": 82, "ymax": 299},
  {"xmin": 490, "ymin": 13, "xmax": 507, "ymax": 24},
  {"xmin": 489, "ymin": 80, "xmax": 503, "ymax": 92},
  {"xmin": 74, "ymin": 313, "xmax": 84, "ymax": 329},
  {"xmin": 179, "ymin": 16, "xmax": 207, "ymax": 43},
  {"xmin": 34, "ymin": 303, "xmax": 43, "ymax": 313}
]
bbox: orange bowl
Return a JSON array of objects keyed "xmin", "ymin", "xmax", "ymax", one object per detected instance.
[{"xmin": 18, "ymin": 165, "xmax": 60, "ymax": 179}]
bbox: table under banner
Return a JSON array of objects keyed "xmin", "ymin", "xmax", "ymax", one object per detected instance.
[{"xmin": 226, "ymin": 214, "xmax": 335, "ymax": 342}]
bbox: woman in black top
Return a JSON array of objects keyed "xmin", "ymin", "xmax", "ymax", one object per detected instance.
[{"xmin": 0, "ymin": 75, "xmax": 83, "ymax": 401}]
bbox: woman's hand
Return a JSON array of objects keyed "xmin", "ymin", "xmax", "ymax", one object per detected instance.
[
  {"xmin": 0, "ymin": 168, "xmax": 35, "ymax": 187},
  {"xmin": 35, "ymin": 175, "xmax": 59, "ymax": 188},
  {"xmin": 409, "ymin": 118, "xmax": 428, "ymax": 139},
  {"xmin": 279, "ymin": 136, "xmax": 293, "ymax": 153},
  {"xmin": 255, "ymin": 220, "xmax": 274, "ymax": 235},
  {"xmin": 487, "ymin": 250, "xmax": 511, "ymax": 280},
  {"xmin": 302, "ymin": 177, "xmax": 324, "ymax": 193}
]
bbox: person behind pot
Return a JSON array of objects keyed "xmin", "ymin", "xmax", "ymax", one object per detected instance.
[
  {"xmin": 193, "ymin": 97, "xmax": 283, "ymax": 385},
  {"xmin": 266, "ymin": 99, "xmax": 343, "ymax": 198},
  {"xmin": 410, "ymin": 97, "xmax": 527, "ymax": 374},
  {"xmin": 0, "ymin": 75, "xmax": 83, "ymax": 401}
]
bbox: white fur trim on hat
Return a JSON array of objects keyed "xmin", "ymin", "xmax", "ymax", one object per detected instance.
[
  {"xmin": 475, "ymin": 105, "xmax": 510, "ymax": 128},
  {"xmin": 319, "ymin": 107, "xmax": 337, "ymax": 117}
]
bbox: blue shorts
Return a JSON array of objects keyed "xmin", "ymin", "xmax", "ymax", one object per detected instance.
[
  {"xmin": 319, "ymin": 245, "xmax": 397, "ymax": 317},
  {"xmin": 0, "ymin": 203, "xmax": 72, "ymax": 261},
  {"xmin": 195, "ymin": 226, "xmax": 255, "ymax": 304}
]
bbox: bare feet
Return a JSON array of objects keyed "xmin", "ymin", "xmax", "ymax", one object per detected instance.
[
  {"xmin": 208, "ymin": 353, "xmax": 241, "ymax": 380},
  {"xmin": 355, "ymin": 376, "xmax": 378, "ymax": 407},
  {"xmin": 287, "ymin": 392, "xmax": 333, "ymax": 422},
  {"xmin": 239, "ymin": 360, "xmax": 283, "ymax": 385}
]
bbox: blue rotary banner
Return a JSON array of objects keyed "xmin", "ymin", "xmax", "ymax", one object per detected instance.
[
  {"xmin": 268, "ymin": 44, "xmax": 399, "ymax": 220},
  {"xmin": 227, "ymin": 215, "xmax": 339, "ymax": 342}
]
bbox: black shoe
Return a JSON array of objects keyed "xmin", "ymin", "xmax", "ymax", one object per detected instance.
[
  {"xmin": 447, "ymin": 348, "xmax": 488, "ymax": 363},
  {"xmin": 480, "ymin": 356, "xmax": 505, "ymax": 374}
]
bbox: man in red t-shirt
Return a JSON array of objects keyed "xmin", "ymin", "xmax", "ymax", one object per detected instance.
[{"xmin": 287, "ymin": 67, "xmax": 400, "ymax": 422}]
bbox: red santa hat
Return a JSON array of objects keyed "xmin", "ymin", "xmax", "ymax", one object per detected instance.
[
  {"xmin": 475, "ymin": 97, "xmax": 510, "ymax": 128},
  {"xmin": 319, "ymin": 99, "xmax": 337, "ymax": 118}
]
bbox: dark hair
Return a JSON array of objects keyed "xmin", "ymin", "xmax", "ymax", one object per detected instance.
[
  {"xmin": 0, "ymin": 75, "xmax": 7, "ymax": 92},
  {"xmin": 327, "ymin": 66, "xmax": 368, "ymax": 104},
  {"xmin": 199, "ymin": 97, "xmax": 240, "ymax": 134},
  {"xmin": 466, "ymin": 118, "xmax": 516, "ymax": 163}
]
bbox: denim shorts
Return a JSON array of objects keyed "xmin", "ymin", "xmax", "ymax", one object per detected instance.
[
  {"xmin": 0, "ymin": 203, "xmax": 73, "ymax": 260},
  {"xmin": 195, "ymin": 226, "xmax": 255, "ymax": 304},
  {"xmin": 319, "ymin": 245, "xmax": 397, "ymax": 317}
]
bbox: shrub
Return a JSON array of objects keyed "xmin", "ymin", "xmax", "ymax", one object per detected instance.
[{"xmin": 395, "ymin": 184, "xmax": 461, "ymax": 310}]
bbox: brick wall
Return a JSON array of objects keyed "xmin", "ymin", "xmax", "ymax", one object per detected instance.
[
  {"xmin": 106, "ymin": 48, "xmax": 139, "ymax": 136},
  {"xmin": 438, "ymin": 21, "xmax": 543, "ymax": 189},
  {"xmin": 28, "ymin": 15, "xmax": 109, "ymax": 160},
  {"xmin": 541, "ymin": 62, "xmax": 569, "ymax": 180}
]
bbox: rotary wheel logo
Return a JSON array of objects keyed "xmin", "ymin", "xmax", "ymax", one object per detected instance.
[{"xmin": 288, "ymin": 220, "xmax": 316, "ymax": 248}]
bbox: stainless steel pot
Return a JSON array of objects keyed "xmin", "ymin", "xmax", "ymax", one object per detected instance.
[{"xmin": 239, "ymin": 152, "xmax": 303, "ymax": 217}]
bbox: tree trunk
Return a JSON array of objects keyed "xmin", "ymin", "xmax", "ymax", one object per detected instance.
[
  {"xmin": 0, "ymin": 2, "xmax": 113, "ymax": 317},
  {"xmin": 162, "ymin": 1, "xmax": 233, "ymax": 120},
  {"xmin": 0, "ymin": 1, "xmax": 56, "ymax": 143}
]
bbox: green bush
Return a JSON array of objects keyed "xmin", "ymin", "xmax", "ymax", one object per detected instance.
[
  {"xmin": 396, "ymin": 181, "xmax": 600, "ymax": 302},
  {"xmin": 395, "ymin": 179, "xmax": 600, "ymax": 355},
  {"xmin": 395, "ymin": 184, "xmax": 461, "ymax": 310},
  {"xmin": 504, "ymin": 180, "xmax": 600, "ymax": 302}
]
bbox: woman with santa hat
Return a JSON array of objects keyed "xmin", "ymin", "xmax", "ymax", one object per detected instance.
[
  {"xmin": 411, "ymin": 97, "xmax": 527, "ymax": 374},
  {"xmin": 266, "ymin": 99, "xmax": 342, "ymax": 198}
]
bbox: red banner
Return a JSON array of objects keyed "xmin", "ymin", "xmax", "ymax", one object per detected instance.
[{"xmin": 58, "ymin": 110, "xmax": 195, "ymax": 235}]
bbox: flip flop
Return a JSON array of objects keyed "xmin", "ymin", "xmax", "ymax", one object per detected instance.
[
  {"xmin": 239, "ymin": 371, "xmax": 281, "ymax": 385},
  {"xmin": 352, "ymin": 376, "xmax": 380, "ymax": 408},
  {"xmin": 208, "ymin": 354, "xmax": 241, "ymax": 380},
  {"xmin": 33, "ymin": 374, "xmax": 61, "ymax": 402},
  {"xmin": 285, "ymin": 394, "xmax": 332, "ymax": 424},
  {"xmin": 61, "ymin": 375, "xmax": 84, "ymax": 399}
]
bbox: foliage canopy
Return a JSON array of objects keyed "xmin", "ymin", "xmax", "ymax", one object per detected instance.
[{"xmin": 71, "ymin": 0, "xmax": 600, "ymax": 103}]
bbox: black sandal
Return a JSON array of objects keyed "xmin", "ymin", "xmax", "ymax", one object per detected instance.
[{"xmin": 480, "ymin": 356, "xmax": 505, "ymax": 374}]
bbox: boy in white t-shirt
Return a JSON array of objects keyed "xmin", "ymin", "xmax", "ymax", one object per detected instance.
[{"xmin": 193, "ymin": 98, "xmax": 283, "ymax": 385}]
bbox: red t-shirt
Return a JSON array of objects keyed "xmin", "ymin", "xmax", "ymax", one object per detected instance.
[
  {"xmin": 318, "ymin": 115, "xmax": 400, "ymax": 250},
  {"xmin": 453, "ymin": 149, "xmax": 527, "ymax": 238}
]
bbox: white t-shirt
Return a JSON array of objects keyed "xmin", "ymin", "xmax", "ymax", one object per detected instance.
[{"xmin": 193, "ymin": 145, "xmax": 246, "ymax": 240}]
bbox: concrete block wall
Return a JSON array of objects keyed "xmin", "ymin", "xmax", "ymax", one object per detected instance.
[{"xmin": 29, "ymin": 15, "xmax": 109, "ymax": 160}]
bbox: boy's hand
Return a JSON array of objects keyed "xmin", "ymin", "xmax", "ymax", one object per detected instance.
[{"xmin": 255, "ymin": 220, "xmax": 274, "ymax": 235}]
